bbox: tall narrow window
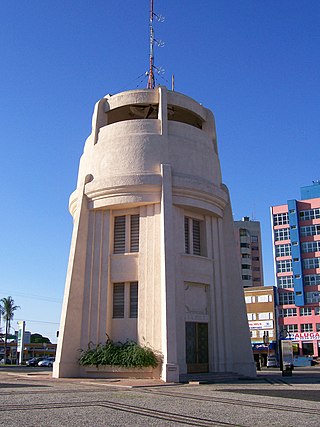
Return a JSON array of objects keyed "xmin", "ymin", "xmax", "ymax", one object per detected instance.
[
  {"xmin": 113, "ymin": 283, "xmax": 125, "ymax": 318},
  {"xmin": 184, "ymin": 216, "xmax": 206, "ymax": 256},
  {"xmin": 113, "ymin": 213, "xmax": 140, "ymax": 254},
  {"xmin": 185, "ymin": 217, "xmax": 190, "ymax": 254},
  {"xmin": 192, "ymin": 220, "xmax": 201, "ymax": 256},
  {"xmin": 130, "ymin": 215, "xmax": 140, "ymax": 252},
  {"xmin": 130, "ymin": 281, "xmax": 138, "ymax": 318},
  {"xmin": 114, "ymin": 216, "xmax": 126, "ymax": 254}
]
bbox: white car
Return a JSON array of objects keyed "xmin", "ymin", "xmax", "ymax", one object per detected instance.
[
  {"xmin": 38, "ymin": 358, "xmax": 55, "ymax": 367},
  {"xmin": 267, "ymin": 356, "xmax": 279, "ymax": 368}
]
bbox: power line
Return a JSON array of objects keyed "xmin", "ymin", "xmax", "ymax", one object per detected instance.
[
  {"xmin": 15, "ymin": 319, "xmax": 59, "ymax": 325},
  {"xmin": 0, "ymin": 289, "xmax": 62, "ymax": 303}
]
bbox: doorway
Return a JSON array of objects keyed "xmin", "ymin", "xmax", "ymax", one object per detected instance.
[{"xmin": 185, "ymin": 322, "xmax": 209, "ymax": 373}]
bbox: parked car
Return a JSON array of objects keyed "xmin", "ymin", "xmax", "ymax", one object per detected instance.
[
  {"xmin": 38, "ymin": 357, "xmax": 55, "ymax": 367},
  {"xmin": 267, "ymin": 355, "xmax": 279, "ymax": 368},
  {"xmin": 26, "ymin": 357, "xmax": 44, "ymax": 367},
  {"xmin": 0, "ymin": 358, "xmax": 12, "ymax": 365}
]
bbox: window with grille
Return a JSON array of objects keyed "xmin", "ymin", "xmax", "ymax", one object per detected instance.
[
  {"xmin": 305, "ymin": 291, "xmax": 320, "ymax": 304},
  {"xmin": 303, "ymin": 257, "xmax": 320, "ymax": 270},
  {"xmin": 279, "ymin": 308, "xmax": 297, "ymax": 317},
  {"xmin": 286, "ymin": 324, "xmax": 298, "ymax": 333},
  {"xmin": 300, "ymin": 307, "xmax": 312, "ymax": 316},
  {"xmin": 277, "ymin": 276, "xmax": 294, "ymax": 288},
  {"xmin": 279, "ymin": 292, "xmax": 295, "ymax": 305},
  {"xmin": 304, "ymin": 274, "xmax": 320, "ymax": 286},
  {"xmin": 273, "ymin": 213, "xmax": 289, "ymax": 226},
  {"xmin": 299, "ymin": 208, "xmax": 320, "ymax": 221},
  {"xmin": 276, "ymin": 260, "xmax": 292, "ymax": 273},
  {"xmin": 184, "ymin": 216, "xmax": 206, "ymax": 256},
  {"xmin": 301, "ymin": 241, "xmax": 320, "ymax": 253},
  {"xmin": 113, "ymin": 283, "xmax": 125, "ymax": 318},
  {"xmin": 113, "ymin": 214, "xmax": 140, "ymax": 254},
  {"xmin": 300, "ymin": 225, "xmax": 320, "ymax": 237},
  {"xmin": 130, "ymin": 281, "xmax": 138, "ymax": 318},
  {"xmin": 301, "ymin": 323, "xmax": 313, "ymax": 332},
  {"xmin": 275, "ymin": 244, "xmax": 291, "ymax": 258},
  {"xmin": 274, "ymin": 228, "xmax": 290, "ymax": 241}
]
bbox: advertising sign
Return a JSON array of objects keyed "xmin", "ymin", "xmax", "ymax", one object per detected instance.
[
  {"xmin": 17, "ymin": 321, "xmax": 25, "ymax": 364},
  {"xmin": 289, "ymin": 332, "xmax": 320, "ymax": 341},
  {"xmin": 281, "ymin": 340, "xmax": 293, "ymax": 367},
  {"xmin": 248, "ymin": 320, "xmax": 273, "ymax": 330}
]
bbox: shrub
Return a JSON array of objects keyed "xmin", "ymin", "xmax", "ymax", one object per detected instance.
[{"xmin": 79, "ymin": 338, "xmax": 159, "ymax": 369}]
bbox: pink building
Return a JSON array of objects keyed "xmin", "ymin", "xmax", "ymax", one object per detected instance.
[{"xmin": 271, "ymin": 181, "xmax": 320, "ymax": 358}]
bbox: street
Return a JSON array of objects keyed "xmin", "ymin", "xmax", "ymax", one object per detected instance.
[{"xmin": 0, "ymin": 366, "xmax": 319, "ymax": 426}]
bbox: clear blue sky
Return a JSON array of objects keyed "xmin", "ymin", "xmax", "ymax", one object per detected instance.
[{"xmin": 1, "ymin": 1, "xmax": 319, "ymax": 343}]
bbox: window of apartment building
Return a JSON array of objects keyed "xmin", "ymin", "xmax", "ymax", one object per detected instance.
[
  {"xmin": 274, "ymin": 228, "xmax": 290, "ymax": 241},
  {"xmin": 300, "ymin": 224, "xmax": 320, "ymax": 237},
  {"xmin": 240, "ymin": 242, "xmax": 250, "ymax": 249},
  {"xmin": 304, "ymin": 274, "xmax": 320, "ymax": 286},
  {"xmin": 300, "ymin": 307, "xmax": 312, "ymax": 316},
  {"xmin": 279, "ymin": 292, "xmax": 295, "ymax": 305},
  {"xmin": 113, "ymin": 214, "xmax": 140, "ymax": 254},
  {"xmin": 257, "ymin": 294, "xmax": 272, "ymax": 303},
  {"xmin": 301, "ymin": 241, "xmax": 320, "ymax": 254},
  {"xmin": 242, "ymin": 275, "xmax": 252, "ymax": 280},
  {"xmin": 258, "ymin": 312, "xmax": 273, "ymax": 320},
  {"xmin": 276, "ymin": 259, "xmax": 292, "ymax": 273},
  {"xmin": 251, "ymin": 236, "xmax": 258, "ymax": 243},
  {"xmin": 245, "ymin": 296, "xmax": 255, "ymax": 303},
  {"xmin": 301, "ymin": 323, "xmax": 313, "ymax": 332},
  {"xmin": 275, "ymin": 243, "xmax": 292, "ymax": 258},
  {"xmin": 277, "ymin": 276, "xmax": 294, "ymax": 289},
  {"xmin": 251, "ymin": 246, "xmax": 259, "ymax": 251},
  {"xmin": 299, "ymin": 208, "xmax": 320, "ymax": 221},
  {"xmin": 252, "ymin": 267, "xmax": 260, "ymax": 272},
  {"xmin": 305, "ymin": 291, "xmax": 320, "ymax": 304},
  {"xmin": 286, "ymin": 324, "xmax": 298, "ymax": 333},
  {"xmin": 247, "ymin": 313, "xmax": 256, "ymax": 321},
  {"xmin": 273, "ymin": 213, "xmax": 289, "ymax": 226},
  {"xmin": 316, "ymin": 323, "xmax": 320, "ymax": 332},
  {"xmin": 240, "ymin": 228, "xmax": 250, "ymax": 237},
  {"xmin": 242, "ymin": 253, "xmax": 251, "ymax": 259},
  {"xmin": 252, "ymin": 256, "xmax": 260, "ymax": 261},
  {"xmin": 185, "ymin": 216, "xmax": 206, "ymax": 256},
  {"xmin": 253, "ymin": 277, "xmax": 261, "ymax": 282},
  {"xmin": 241, "ymin": 264, "xmax": 251, "ymax": 270},
  {"xmin": 258, "ymin": 330, "xmax": 274, "ymax": 338},
  {"xmin": 251, "ymin": 331, "xmax": 257, "ymax": 338},
  {"xmin": 113, "ymin": 282, "xmax": 138, "ymax": 319},
  {"xmin": 315, "ymin": 307, "xmax": 320, "ymax": 315},
  {"xmin": 303, "ymin": 257, "xmax": 320, "ymax": 270},
  {"xmin": 279, "ymin": 308, "xmax": 297, "ymax": 317}
]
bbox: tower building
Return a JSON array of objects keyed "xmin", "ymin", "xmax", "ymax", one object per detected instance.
[
  {"xmin": 234, "ymin": 217, "xmax": 264, "ymax": 287},
  {"xmin": 53, "ymin": 87, "xmax": 255, "ymax": 381},
  {"xmin": 271, "ymin": 181, "xmax": 320, "ymax": 358}
]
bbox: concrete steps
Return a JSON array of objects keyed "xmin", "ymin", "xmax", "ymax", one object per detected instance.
[{"xmin": 179, "ymin": 372, "xmax": 246, "ymax": 384}]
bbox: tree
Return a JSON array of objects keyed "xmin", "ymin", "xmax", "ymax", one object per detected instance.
[
  {"xmin": 0, "ymin": 296, "xmax": 20, "ymax": 360},
  {"xmin": 31, "ymin": 333, "xmax": 51, "ymax": 344}
]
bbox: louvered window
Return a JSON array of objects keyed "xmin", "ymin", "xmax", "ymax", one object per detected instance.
[
  {"xmin": 192, "ymin": 220, "xmax": 201, "ymax": 256},
  {"xmin": 130, "ymin": 282, "xmax": 138, "ymax": 318},
  {"xmin": 113, "ymin": 216, "xmax": 126, "ymax": 254},
  {"xmin": 113, "ymin": 213, "xmax": 140, "ymax": 254},
  {"xmin": 184, "ymin": 216, "xmax": 205, "ymax": 256},
  {"xmin": 113, "ymin": 283, "xmax": 125, "ymax": 318},
  {"xmin": 130, "ymin": 215, "xmax": 140, "ymax": 252},
  {"xmin": 185, "ymin": 217, "xmax": 190, "ymax": 254}
]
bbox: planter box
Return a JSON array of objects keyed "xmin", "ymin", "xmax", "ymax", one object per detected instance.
[{"xmin": 79, "ymin": 364, "xmax": 161, "ymax": 379}]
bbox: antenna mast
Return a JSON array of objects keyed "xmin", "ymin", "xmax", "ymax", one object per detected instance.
[{"xmin": 147, "ymin": 0, "xmax": 155, "ymax": 89}]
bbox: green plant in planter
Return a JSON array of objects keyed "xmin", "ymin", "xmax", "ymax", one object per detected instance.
[{"xmin": 79, "ymin": 338, "xmax": 159, "ymax": 369}]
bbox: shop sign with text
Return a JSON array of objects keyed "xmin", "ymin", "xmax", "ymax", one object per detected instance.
[
  {"xmin": 290, "ymin": 332, "xmax": 320, "ymax": 341},
  {"xmin": 248, "ymin": 320, "xmax": 273, "ymax": 330}
]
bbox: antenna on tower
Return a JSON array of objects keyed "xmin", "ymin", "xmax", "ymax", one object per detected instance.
[{"xmin": 147, "ymin": 0, "xmax": 165, "ymax": 89}]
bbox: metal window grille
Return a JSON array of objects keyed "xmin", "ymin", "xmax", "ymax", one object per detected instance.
[
  {"xmin": 130, "ymin": 215, "xmax": 140, "ymax": 252},
  {"xmin": 113, "ymin": 283, "xmax": 125, "ymax": 318},
  {"xmin": 129, "ymin": 282, "xmax": 138, "ymax": 318},
  {"xmin": 192, "ymin": 219, "xmax": 201, "ymax": 256},
  {"xmin": 114, "ymin": 216, "xmax": 126, "ymax": 254},
  {"xmin": 184, "ymin": 217, "xmax": 190, "ymax": 254}
]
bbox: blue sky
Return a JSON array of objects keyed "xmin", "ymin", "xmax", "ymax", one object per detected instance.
[{"xmin": 1, "ymin": 1, "xmax": 319, "ymax": 343}]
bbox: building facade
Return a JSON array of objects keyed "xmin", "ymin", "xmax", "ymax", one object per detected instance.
[
  {"xmin": 53, "ymin": 87, "xmax": 255, "ymax": 382},
  {"xmin": 244, "ymin": 286, "xmax": 277, "ymax": 365},
  {"xmin": 271, "ymin": 182, "xmax": 320, "ymax": 358},
  {"xmin": 234, "ymin": 217, "xmax": 264, "ymax": 287}
]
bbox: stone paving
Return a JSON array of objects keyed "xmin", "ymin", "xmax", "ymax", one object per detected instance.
[{"xmin": 0, "ymin": 366, "xmax": 319, "ymax": 426}]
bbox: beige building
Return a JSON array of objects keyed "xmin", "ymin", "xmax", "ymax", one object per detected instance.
[
  {"xmin": 244, "ymin": 286, "xmax": 277, "ymax": 365},
  {"xmin": 53, "ymin": 87, "xmax": 255, "ymax": 382},
  {"xmin": 234, "ymin": 217, "xmax": 264, "ymax": 287}
]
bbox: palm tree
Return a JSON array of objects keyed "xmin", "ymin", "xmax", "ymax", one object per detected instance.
[{"xmin": 0, "ymin": 297, "xmax": 20, "ymax": 361}]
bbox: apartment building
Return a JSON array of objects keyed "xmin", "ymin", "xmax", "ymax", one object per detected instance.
[
  {"xmin": 271, "ymin": 181, "xmax": 320, "ymax": 358},
  {"xmin": 234, "ymin": 217, "xmax": 264, "ymax": 287}
]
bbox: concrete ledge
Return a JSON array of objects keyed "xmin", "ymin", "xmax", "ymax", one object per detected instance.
[{"xmin": 79, "ymin": 364, "xmax": 161, "ymax": 379}]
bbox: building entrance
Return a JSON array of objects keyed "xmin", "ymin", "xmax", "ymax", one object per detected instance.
[{"xmin": 185, "ymin": 322, "xmax": 209, "ymax": 373}]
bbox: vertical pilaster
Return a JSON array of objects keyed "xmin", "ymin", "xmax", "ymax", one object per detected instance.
[{"xmin": 160, "ymin": 163, "xmax": 179, "ymax": 382}]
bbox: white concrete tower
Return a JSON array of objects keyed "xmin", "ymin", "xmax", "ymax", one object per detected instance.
[{"xmin": 53, "ymin": 87, "xmax": 256, "ymax": 381}]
